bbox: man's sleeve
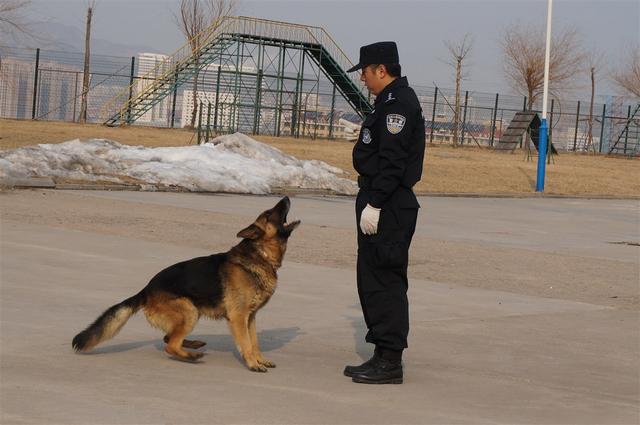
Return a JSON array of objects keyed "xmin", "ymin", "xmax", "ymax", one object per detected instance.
[{"xmin": 368, "ymin": 100, "xmax": 414, "ymax": 208}]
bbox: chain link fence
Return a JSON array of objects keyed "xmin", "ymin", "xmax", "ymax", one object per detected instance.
[{"xmin": 1, "ymin": 46, "xmax": 638, "ymax": 155}]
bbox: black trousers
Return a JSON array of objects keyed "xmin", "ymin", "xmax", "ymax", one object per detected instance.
[{"xmin": 355, "ymin": 188, "xmax": 418, "ymax": 352}]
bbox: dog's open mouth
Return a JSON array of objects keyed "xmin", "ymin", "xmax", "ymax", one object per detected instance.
[
  {"xmin": 284, "ymin": 218, "xmax": 300, "ymax": 231},
  {"xmin": 284, "ymin": 218, "xmax": 299, "ymax": 225}
]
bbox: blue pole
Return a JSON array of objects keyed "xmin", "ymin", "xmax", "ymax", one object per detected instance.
[{"xmin": 536, "ymin": 118, "xmax": 548, "ymax": 192}]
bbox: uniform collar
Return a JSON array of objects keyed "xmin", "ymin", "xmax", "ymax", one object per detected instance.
[{"xmin": 374, "ymin": 76, "xmax": 409, "ymax": 105}]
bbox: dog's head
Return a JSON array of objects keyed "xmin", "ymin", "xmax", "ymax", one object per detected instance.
[{"xmin": 236, "ymin": 196, "xmax": 301, "ymax": 243}]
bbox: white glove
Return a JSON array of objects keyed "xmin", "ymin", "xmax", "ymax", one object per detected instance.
[{"xmin": 360, "ymin": 204, "xmax": 381, "ymax": 235}]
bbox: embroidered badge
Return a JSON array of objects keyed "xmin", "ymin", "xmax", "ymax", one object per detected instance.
[
  {"xmin": 386, "ymin": 114, "xmax": 406, "ymax": 134},
  {"xmin": 361, "ymin": 128, "xmax": 372, "ymax": 144},
  {"xmin": 386, "ymin": 92, "xmax": 396, "ymax": 103}
]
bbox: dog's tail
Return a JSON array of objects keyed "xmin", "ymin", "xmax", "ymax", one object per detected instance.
[{"xmin": 72, "ymin": 290, "xmax": 145, "ymax": 352}]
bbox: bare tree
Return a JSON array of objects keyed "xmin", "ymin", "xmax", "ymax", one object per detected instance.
[
  {"xmin": 78, "ymin": 1, "xmax": 95, "ymax": 124},
  {"xmin": 0, "ymin": 0, "xmax": 31, "ymax": 40},
  {"xmin": 444, "ymin": 34, "xmax": 473, "ymax": 148},
  {"xmin": 584, "ymin": 52, "xmax": 606, "ymax": 151},
  {"xmin": 612, "ymin": 46, "xmax": 640, "ymax": 98},
  {"xmin": 174, "ymin": 0, "xmax": 236, "ymax": 128},
  {"xmin": 0, "ymin": 0, "xmax": 31, "ymax": 72},
  {"xmin": 502, "ymin": 24, "xmax": 584, "ymax": 110}
]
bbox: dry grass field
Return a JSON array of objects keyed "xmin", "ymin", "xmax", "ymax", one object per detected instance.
[{"xmin": 1, "ymin": 118, "xmax": 638, "ymax": 197}]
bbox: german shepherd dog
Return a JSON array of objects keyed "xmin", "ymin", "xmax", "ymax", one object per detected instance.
[{"xmin": 72, "ymin": 197, "xmax": 300, "ymax": 372}]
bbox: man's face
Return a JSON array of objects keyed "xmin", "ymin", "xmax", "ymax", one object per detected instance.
[{"xmin": 360, "ymin": 65, "xmax": 384, "ymax": 96}]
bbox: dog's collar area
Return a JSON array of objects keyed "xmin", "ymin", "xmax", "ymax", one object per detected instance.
[
  {"xmin": 256, "ymin": 246, "xmax": 282, "ymax": 271},
  {"xmin": 257, "ymin": 247, "xmax": 270, "ymax": 260}
]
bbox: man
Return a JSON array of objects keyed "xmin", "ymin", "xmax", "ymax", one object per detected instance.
[{"xmin": 344, "ymin": 41, "xmax": 425, "ymax": 384}]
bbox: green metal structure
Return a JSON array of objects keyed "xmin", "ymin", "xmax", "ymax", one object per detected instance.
[
  {"xmin": 608, "ymin": 103, "xmax": 639, "ymax": 155},
  {"xmin": 102, "ymin": 16, "xmax": 372, "ymax": 136}
]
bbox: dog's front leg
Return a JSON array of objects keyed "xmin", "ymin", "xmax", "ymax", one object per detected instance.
[
  {"xmin": 228, "ymin": 313, "xmax": 266, "ymax": 372},
  {"xmin": 249, "ymin": 312, "xmax": 275, "ymax": 368}
]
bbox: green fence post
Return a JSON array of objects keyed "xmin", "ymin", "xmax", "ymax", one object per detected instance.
[
  {"xmin": 253, "ymin": 70, "xmax": 263, "ymax": 134},
  {"xmin": 170, "ymin": 70, "xmax": 178, "ymax": 128},
  {"xmin": 489, "ymin": 93, "xmax": 499, "ymax": 147},
  {"xmin": 624, "ymin": 105, "xmax": 631, "ymax": 154},
  {"xmin": 214, "ymin": 65, "xmax": 221, "ymax": 130},
  {"xmin": 329, "ymin": 84, "xmax": 336, "ymax": 139},
  {"xmin": 206, "ymin": 102, "xmax": 212, "ymax": 143},
  {"xmin": 599, "ymin": 103, "xmax": 606, "ymax": 153},
  {"xmin": 461, "ymin": 90, "xmax": 469, "ymax": 145},
  {"xmin": 292, "ymin": 72, "xmax": 301, "ymax": 138},
  {"xmin": 430, "ymin": 87, "xmax": 438, "ymax": 144},
  {"xmin": 573, "ymin": 101, "xmax": 581, "ymax": 151},
  {"xmin": 126, "ymin": 56, "xmax": 135, "ymax": 124},
  {"xmin": 197, "ymin": 102, "xmax": 203, "ymax": 145},
  {"xmin": 31, "ymin": 48, "xmax": 40, "ymax": 119}
]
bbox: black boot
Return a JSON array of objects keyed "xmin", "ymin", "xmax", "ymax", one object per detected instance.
[
  {"xmin": 351, "ymin": 348, "xmax": 403, "ymax": 384},
  {"xmin": 343, "ymin": 348, "xmax": 381, "ymax": 377}
]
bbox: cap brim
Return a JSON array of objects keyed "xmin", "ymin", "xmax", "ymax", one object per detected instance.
[{"xmin": 346, "ymin": 63, "xmax": 363, "ymax": 73}]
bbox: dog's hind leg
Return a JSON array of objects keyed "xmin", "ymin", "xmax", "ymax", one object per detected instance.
[
  {"xmin": 145, "ymin": 294, "xmax": 203, "ymax": 362},
  {"xmin": 162, "ymin": 335, "xmax": 206, "ymax": 349},
  {"xmin": 228, "ymin": 311, "xmax": 266, "ymax": 372},
  {"xmin": 249, "ymin": 312, "xmax": 275, "ymax": 368}
]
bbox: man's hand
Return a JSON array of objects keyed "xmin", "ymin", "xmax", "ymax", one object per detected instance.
[{"xmin": 360, "ymin": 204, "xmax": 381, "ymax": 235}]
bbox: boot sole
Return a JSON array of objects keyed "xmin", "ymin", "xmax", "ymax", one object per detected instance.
[
  {"xmin": 343, "ymin": 369, "xmax": 366, "ymax": 378},
  {"xmin": 352, "ymin": 376, "xmax": 403, "ymax": 384}
]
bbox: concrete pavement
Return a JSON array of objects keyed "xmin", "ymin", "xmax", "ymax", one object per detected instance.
[{"xmin": 1, "ymin": 192, "xmax": 638, "ymax": 424}]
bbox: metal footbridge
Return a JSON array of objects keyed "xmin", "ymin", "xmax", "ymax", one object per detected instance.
[{"xmin": 102, "ymin": 16, "xmax": 372, "ymax": 130}]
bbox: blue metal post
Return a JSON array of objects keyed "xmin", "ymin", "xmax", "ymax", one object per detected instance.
[{"xmin": 536, "ymin": 118, "xmax": 548, "ymax": 192}]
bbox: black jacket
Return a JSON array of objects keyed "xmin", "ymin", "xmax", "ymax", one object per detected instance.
[{"xmin": 352, "ymin": 77, "xmax": 426, "ymax": 208}]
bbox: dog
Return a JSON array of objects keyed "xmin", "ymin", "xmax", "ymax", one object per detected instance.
[{"xmin": 72, "ymin": 196, "xmax": 300, "ymax": 372}]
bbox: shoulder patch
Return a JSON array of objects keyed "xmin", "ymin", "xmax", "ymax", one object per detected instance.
[
  {"xmin": 361, "ymin": 128, "xmax": 372, "ymax": 144},
  {"xmin": 386, "ymin": 114, "xmax": 406, "ymax": 135}
]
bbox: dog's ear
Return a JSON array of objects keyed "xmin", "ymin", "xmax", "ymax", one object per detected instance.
[{"xmin": 237, "ymin": 223, "xmax": 265, "ymax": 240}]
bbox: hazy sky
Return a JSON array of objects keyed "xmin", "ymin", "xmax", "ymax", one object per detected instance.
[{"xmin": 24, "ymin": 0, "xmax": 640, "ymax": 98}]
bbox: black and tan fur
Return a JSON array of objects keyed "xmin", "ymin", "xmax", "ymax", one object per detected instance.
[{"xmin": 72, "ymin": 197, "xmax": 300, "ymax": 372}]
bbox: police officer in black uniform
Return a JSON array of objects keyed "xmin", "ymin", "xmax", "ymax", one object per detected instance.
[{"xmin": 344, "ymin": 41, "xmax": 425, "ymax": 384}]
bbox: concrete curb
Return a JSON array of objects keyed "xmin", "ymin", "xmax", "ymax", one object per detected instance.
[
  {"xmin": 1, "ymin": 177, "xmax": 56, "ymax": 188},
  {"xmin": 1, "ymin": 179, "xmax": 638, "ymax": 200}
]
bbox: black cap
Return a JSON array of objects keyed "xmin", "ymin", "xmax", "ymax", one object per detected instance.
[{"xmin": 347, "ymin": 41, "xmax": 399, "ymax": 73}]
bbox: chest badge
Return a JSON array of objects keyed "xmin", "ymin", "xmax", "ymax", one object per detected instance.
[
  {"xmin": 386, "ymin": 114, "xmax": 406, "ymax": 135},
  {"xmin": 361, "ymin": 128, "xmax": 372, "ymax": 144}
]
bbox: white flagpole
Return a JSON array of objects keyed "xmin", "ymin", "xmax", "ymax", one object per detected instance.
[
  {"xmin": 542, "ymin": 0, "xmax": 553, "ymax": 120},
  {"xmin": 536, "ymin": 0, "xmax": 552, "ymax": 192}
]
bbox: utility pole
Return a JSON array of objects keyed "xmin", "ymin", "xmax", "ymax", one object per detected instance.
[{"xmin": 78, "ymin": 4, "xmax": 93, "ymax": 123}]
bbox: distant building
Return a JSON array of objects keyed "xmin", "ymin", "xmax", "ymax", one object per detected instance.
[
  {"xmin": 0, "ymin": 57, "xmax": 33, "ymax": 119},
  {"xmin": 180, "ymin": 90, "xmax": 235, "ymax": 129},
  {"xmin": 136, "ymin": 53, "xmax": 171, "ymax": 125},
  {"xmin": 0, "ymin": 57, "xmax": 80, "ymax": 121}
]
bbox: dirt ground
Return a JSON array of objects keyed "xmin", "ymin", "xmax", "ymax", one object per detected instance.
[
  {"xmin": 1, "ymin": 119, "xmax": 638, "ymax": 197},
  {"xmin": 1, "ymin": 189, "xmax": 637, "ymax": 311}
]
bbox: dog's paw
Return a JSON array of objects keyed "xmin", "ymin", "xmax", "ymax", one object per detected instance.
[
  {"xmin": 248, "ymin": 363, "xmax": 268, "ymax": 372},
  {"xmin": 168, "ymin": 353, "xmax": 204, "ymax": 363},
  {"xmin": 258, "ymin": 358, "xmax": 276, "ymax": 368},
  {"xmin": 189, "ymin": 352, "xmax": 205, "ymax": 361}
]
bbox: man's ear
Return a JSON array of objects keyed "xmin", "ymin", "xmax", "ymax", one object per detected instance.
[{"xmin": 237, "ymin": 223, "xmax": 265, "ymax": 240}]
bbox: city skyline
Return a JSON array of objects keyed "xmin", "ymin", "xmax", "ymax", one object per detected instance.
[{"xmin": 16, "ymin": 0, "xmax": 639, "ymax": 100}]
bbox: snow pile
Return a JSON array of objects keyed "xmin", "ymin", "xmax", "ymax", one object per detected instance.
[{"xmin": 0, "ymin": 132, "xmax": 357, "ymax": 194}]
